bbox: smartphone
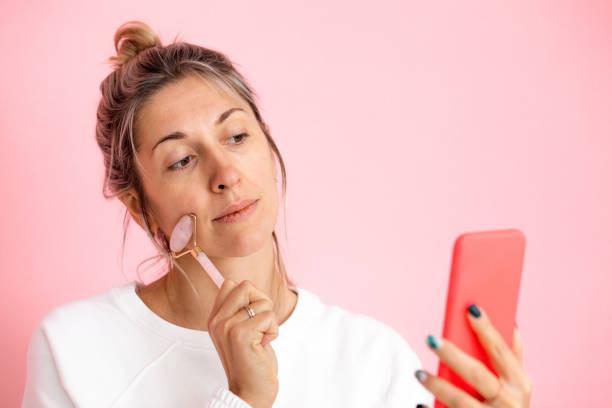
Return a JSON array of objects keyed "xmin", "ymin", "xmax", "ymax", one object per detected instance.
[{"xmin": 435, "ymin": 229, "xmax": 526, "ymax": 408}]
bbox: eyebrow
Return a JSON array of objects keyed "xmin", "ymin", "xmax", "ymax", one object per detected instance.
[{"xmin": 150, "ymin": 107, "xmax": 245, "ymax": 155}]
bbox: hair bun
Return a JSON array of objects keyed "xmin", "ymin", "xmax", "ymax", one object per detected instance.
[{"xmin": 108, "ymin": 20, "xmax": 161, "ymax": 69}]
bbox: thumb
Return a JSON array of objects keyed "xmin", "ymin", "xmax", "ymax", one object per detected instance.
[{"xmin": 512, "ymin": 326, "xmax": 524, "ymax": 366}]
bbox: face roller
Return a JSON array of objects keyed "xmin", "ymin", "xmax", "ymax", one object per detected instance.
[{"xmin": 169, "ymin": 213, "xmax": 225, "ymax": 288}]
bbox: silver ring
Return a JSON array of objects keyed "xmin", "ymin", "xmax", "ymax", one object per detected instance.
[{"xmin": 244, "ymin": 305, "xmax": 255, "ymax": 318}]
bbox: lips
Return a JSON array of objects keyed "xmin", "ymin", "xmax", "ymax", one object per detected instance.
[{"xmin": 213, "ymin": 199, "xmax": 258, "ymax": 220}]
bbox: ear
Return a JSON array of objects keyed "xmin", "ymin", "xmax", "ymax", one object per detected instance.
[{"xmin": 118, "ymin": 189, "xmax": 157, "ymax": 233}]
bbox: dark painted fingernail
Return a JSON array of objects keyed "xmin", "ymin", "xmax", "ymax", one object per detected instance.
[
  {"xmin": 426, "ymin": 334, "xmax": 443, "ymax": 349},
  {"xmin": 468, "ymin": 304, "xmax": 481, "ymax": 318},
  {"xmin": 416, "ymin": 405, "xmax": 426, "ymax": 408},
  {"xmin": 414, "ymin": 369, "xmax": 428, "ymax": 383}
]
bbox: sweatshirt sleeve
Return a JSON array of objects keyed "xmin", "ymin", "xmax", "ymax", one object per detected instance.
[
  {"xmin": 381, "ymin": 332, "xmax": 436, "ymax": 407},
  {"xmin": 21, "ymin": 323, "xmax": 76, "ymax": 408},
  {"xmin": 205, "ymin": 385, "xmax": 253, "ymax": 408}
]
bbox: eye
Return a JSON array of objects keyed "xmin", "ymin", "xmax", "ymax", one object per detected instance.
[
  {"xmin": 169, "ymin": 155, "xmax": 194, "ymax": 171},
  {"xmin": 167, "ymin": 134, "xmax": 249, "ymax": 172},
  {"xmin": 227, "ymin": 133, "xmax": 249, "ymax": 144}
]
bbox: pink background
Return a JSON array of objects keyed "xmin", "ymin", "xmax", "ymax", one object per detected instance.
[{"xmin": 2, "ymin": 1, "xmax": 610, "ymax": 406}]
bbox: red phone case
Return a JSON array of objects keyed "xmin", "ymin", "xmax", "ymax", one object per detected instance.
[{"xmin": 435, "ymin": 229, "xmax": 526, "ymax": 408}]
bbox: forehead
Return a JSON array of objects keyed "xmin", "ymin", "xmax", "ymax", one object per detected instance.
[{"xmin": 135, "ymin": 74, "xmax": 248, "ymax": 140}]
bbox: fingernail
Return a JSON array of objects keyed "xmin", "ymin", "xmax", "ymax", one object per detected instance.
[
  {"xmin": 414, "ymin": 369, "xmax": 428, "ymax": 383},
  {"xmin": 468, "ymin": 304, "xmax": 481, "ymax": 318},
  {"xmin": 416, "ymin": 405, "xmax": 427, "ymax": 408},
  {"xmin": 426, "ymin": 334, "xmax": 444, "ymax": 349}
]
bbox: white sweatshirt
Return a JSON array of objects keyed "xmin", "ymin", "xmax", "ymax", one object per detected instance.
[{"xmin": 22, "ymin": 281, "xmax": 435, "ymax": 407}]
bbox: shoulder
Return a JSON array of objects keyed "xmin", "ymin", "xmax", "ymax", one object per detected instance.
[
  {"xmin": 297, "ymin": 287, "xmax": 423, "ymax": 366},
  {"xmin": 29, "ymin": 283, "xmax": 135, "ymax": 362},
  {"xmin": 338, "ymin": 304, "xmax": 422, "ymax": 366},
  {"xmin": 37, "ymin": 285, "xmax": 121, "ymax": 335},
  {"xmin": 295, "ymin": 287, "xmax": 433, "ymax": 404},
  {"xmin": 24, "ymin": 285, "xmax": 125, "ymax": 399}
]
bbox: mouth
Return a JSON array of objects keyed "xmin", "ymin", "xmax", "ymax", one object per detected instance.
[{"xmin": 213, "ymin": 199, "xmax": 259, "ymax": 222}]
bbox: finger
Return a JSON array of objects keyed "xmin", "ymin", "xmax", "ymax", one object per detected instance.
[
  {"xmin": 414, "ymin": 369, "xmax": 482, "ymax": 408},
  {"xmin": 466, "ymin": 304, "xmax": 527, "ymax": 387},
  {"xmin": 425, "ymin": 334, "xmax": 501, "ymax": 401},
  {"xmin": 230, "ymin": 309, "xmax": 279, "ymax": 350},
  {"xmin": 224, "ymin": 298, "xmax": 276, "ymax": 339},
  {"xmin": 251, "ymin": 299, "xmax": 278, "ymax": 346},
  {"xmin": 243, "ymin": 301, "xmax": 279, "ymax": 346},
  {"xmin": 512, "ymin": 326, "xmax": 524, "ymax": 366},
  {"xmin": 208, "ymin": 279, "xmax": 238, "ymax": 325},
  {"xmin": 215, "ymin": 280, "xmax": 272, "ymax": 323}
]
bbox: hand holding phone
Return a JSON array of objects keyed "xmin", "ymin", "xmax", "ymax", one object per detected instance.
[{"xmin": 434, "ymin": 229, "xmax": 526, "ymax": 407}]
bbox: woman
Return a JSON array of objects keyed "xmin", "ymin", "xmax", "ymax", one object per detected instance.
[{"xmin": 22, "ymin": 21, "xmax": 533, "ymax": 408}]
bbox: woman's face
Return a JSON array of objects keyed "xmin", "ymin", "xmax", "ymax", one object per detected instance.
[{"xmin": 131, "ymin": 73, "xmax": 279, "ymax": 258}]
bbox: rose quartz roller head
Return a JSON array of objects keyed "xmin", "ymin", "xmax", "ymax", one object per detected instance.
[{"xmin": 169, "ymin": 213, "xmax": 224, "ymax": 288}]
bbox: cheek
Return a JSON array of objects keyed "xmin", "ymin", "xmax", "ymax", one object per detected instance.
[
  {"xmin": 155, "ymin": 191, "xmax": 203, "ymax": 236},
  {"xmin": 251, "ymin": 146, "xmax": 275, "ymax": 179}
]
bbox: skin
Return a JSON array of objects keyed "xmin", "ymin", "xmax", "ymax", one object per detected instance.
[
  {"xmin": 417, "ymin": 308, "xmax": 533, "ymax": 407},
  {"xmin": 118, "ymin": 73, "xmax": 297, "ymax": 332}
]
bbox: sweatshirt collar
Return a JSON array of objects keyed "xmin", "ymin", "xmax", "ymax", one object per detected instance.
[{"xmin": 111, "ymin": 280, "xmax": 315, "ymax": 349}]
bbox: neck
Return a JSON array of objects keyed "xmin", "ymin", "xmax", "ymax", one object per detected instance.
[{"xmin": 139, "ymin": 237, "xmax": 296, "ymax": 331}]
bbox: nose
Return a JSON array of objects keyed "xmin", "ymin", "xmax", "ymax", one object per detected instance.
[{"xmin": 207, "ymin": 150, "xmax": 241, "ymax": 193}]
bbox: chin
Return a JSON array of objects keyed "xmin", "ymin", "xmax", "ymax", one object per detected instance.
[{"xmin": 219, "ymin": 229, "xmax": 272, "ymax": 257}]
